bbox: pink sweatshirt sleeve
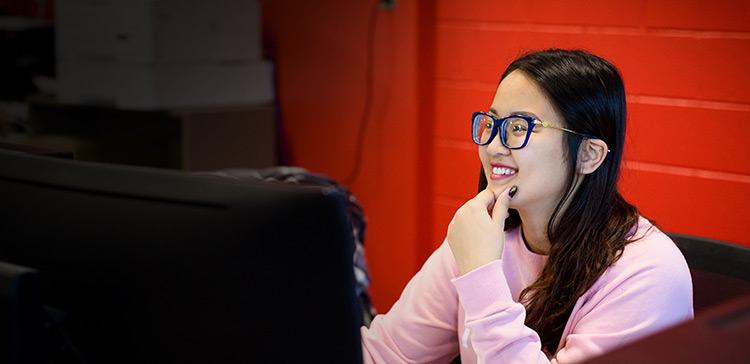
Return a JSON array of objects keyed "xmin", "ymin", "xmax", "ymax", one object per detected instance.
[
  {"xmin": 360, "ymin": 242, "xmax": 461, "ymax": 364},
  {"xmin": 452, "ymin": 261, "xmax": 552, "ymax": 363}
]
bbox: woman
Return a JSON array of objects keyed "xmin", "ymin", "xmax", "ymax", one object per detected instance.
[{"xmin": 360, "ymin": 49, "xmax": 693, "ymax": 363}]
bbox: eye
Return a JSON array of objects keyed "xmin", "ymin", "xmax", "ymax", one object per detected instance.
[
  {"xmin": 507, "ymin": 119, "xmax": 528, "ymax": 134},
  {"xmin": 480, "ymin": 115, "xmax": 494, "ymax": 131}
]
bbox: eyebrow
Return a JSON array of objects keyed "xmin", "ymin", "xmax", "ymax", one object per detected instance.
[{"xmin": 488, "ymin": 107, "xmax": 539, "ymax": 119}]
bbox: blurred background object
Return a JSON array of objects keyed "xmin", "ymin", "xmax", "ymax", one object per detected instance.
[{"xmin": 1, "ymin": 0, "xmax": 277, "ymax": 171}]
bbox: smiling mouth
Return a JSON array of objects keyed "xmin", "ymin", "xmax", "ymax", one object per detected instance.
[{"xmin": 492, "ymin": 167, "xmax": 517, "ymax": 176}]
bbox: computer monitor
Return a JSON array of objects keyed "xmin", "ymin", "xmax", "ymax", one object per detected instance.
[
  {"xmin": 0, "ymin": 150, "xmax": 363, "ymax": 363},
  {"xmin": 0, "ymin": 261, "xmax": 43, "ymax": 364}
]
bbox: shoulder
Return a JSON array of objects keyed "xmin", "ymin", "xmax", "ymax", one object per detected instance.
[
  {"xmin": 557, "ymin": 219, "xmax": 693, "ymax": 361},
  {"xmin": 591, "ymin": 217, "xmax": 692, "ymax": 304},
  {"xmin": 613, "ymin": 218, "xmax": 689, "ymax": 278}
]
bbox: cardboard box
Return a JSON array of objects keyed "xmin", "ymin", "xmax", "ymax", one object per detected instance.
[
  {"xmin": 55, "ymin": 0, "xmax": 118, "ymax": 61},
  {"xmin": 56, "ymin": 0, "xmax": 262, "ymax": 63},
  {"xmin": 56, "ymin": 0, "xmax": 269, "ymax": 110},
  {"xmin": 57, "ymin": 60, "xmax": 119, "ymax": 106}
]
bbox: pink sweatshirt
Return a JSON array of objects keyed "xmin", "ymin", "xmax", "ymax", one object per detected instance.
[{"xmin": 361, "ymin": 217, "xmax": 693, "ymax": 363}]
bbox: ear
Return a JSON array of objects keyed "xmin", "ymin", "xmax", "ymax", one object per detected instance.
[{"xmin": 576, "ymin": 138, "xmax": 608, "ymax": 175}]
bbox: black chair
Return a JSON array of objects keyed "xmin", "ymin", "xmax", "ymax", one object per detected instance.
[{"xmin": 667, "ymin": 232, "xmax": 750, "ymax": 315}]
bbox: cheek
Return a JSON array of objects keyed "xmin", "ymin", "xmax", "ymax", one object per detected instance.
[
  {"xmin": 513, "ymin": 149, "xmax": 570, "ymax": 201},
  {"xmin": 478, "ymin": 146, "xmax": 489, "ymax": 166},
  {"xmin": 543, "ymin": 157, "xmax": 574, "ymax": 196}
]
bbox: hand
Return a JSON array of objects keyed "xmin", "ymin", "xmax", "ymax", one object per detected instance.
[{"xmin": 447, "ymin": 186, "xmax": 516, "ymax": 276}]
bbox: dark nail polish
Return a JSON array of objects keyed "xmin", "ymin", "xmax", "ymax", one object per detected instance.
[{"xmin": 508, "ymin": 185, "xmax": 518, "ymax": 199}]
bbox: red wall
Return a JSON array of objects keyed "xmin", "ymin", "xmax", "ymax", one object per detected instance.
[
  {"xmin": 261, "ymin": 0, "xmax": 425, "ymax": 312},
  {"xmin": 262, "ymin": 0, "xmax": 750, "ymax": 313}
]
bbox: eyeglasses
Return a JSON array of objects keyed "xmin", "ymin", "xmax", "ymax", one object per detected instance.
[{"xmin": 471, "ymin": 111, "xmax": 601, "ymax": 149}]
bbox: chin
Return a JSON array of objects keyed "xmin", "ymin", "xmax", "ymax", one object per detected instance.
[{"xmin": 485, "ymin": 182, "xmax": 510, "ymax": 195}]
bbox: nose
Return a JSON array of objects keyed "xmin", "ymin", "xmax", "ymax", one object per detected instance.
[{"xmin": 485, "ymin": 130, "xmax": 510, "ymax": 156}]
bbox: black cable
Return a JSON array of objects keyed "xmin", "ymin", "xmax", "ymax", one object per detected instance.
[{"xmin": 343, "ymin": 2, "xmax": 380, "ymax": 186}]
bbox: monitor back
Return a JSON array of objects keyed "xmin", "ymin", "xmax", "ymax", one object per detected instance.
[{"xmin": 0, "ymin": 150, "xmax": 363, "ymax": 363}]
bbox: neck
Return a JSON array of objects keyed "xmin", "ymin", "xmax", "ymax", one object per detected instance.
[
  {"xmin": 518, "ymin": 210, "xmax": 551, "ymax": 255},
  {"xmin": 517, "ymin": 173, "xmax": 586, "ymax": 255}
]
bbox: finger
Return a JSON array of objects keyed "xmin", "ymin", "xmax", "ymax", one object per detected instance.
[
  {"xmin": 491, "ymin": 185, "xmax": 517, "ymax": 226},
  {"xmin": 473, "ymin": 188, "xmax": 498, "ymax": 211}
]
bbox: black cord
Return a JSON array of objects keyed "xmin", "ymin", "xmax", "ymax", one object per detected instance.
[{"xmin": 343, "ymin": 2, "xmax": 380, "ymax": 187}]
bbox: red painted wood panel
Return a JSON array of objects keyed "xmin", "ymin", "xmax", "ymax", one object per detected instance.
[
  {"xmin": 433, "ymin": 197, "xmax": 466, "ymax": 251},
  {"xmin": 616, "ymin": 36, "xmax": 750, "ymax": 104},
  {"xmin": 438, "ymin": 0, "xmax": 750, "ymax": 33},
  {"xmin": 620, "ymin": 166, "xmax": 750, "ymax": 247},
  {"xmin": 434, "ymin": 82, "xmax": 496, "ymax": 142},
  {"xmin": 627, "ymin": 102, "xmax": 750, "ymax": 175},
  {"xmin": 437, "ymin": 0, "xmax": 646, "ymax": 27},
  {"xmin": 433, "ymin": 142, "xmax": 480, "ymax": 199},
  {"xmin": 644, "ymin": 0, "xmax": 750, "ymax": 32},
  {"xmin": 436, "ymin": 26, "xmax": 750, "ymax": 104}
]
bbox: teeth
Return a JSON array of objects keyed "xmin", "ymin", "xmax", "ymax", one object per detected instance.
[{"xmin": 493, "ymin": 167, "xmax": 516, "ymax": 176}]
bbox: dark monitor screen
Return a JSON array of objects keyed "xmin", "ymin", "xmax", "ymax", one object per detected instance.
[{"xmin": 0, "ymin": 150, "xmax": 363, "ymax": 363}]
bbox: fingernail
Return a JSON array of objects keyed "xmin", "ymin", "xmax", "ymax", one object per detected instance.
[{"xmin": 508, "ymin": 185, "xmax": 518, "ymax": 199}]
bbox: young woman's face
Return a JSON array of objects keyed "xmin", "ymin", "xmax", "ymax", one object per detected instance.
[{"xmin": 479, "ymin": 70, "xmax": 572, "ymax": 216}]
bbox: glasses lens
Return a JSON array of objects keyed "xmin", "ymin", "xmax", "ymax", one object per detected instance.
[
  {"xmin": 502, "ymin": 117, "xmax": 530, "ymax": 149},
  {"xmin": 472, "ymin": 113, "xmax": 494, "ymax": 144}
]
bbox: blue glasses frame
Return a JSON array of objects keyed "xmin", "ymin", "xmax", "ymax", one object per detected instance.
[{"xmin": 471, "ymin": 111, "xmax": 602, "ymax": 150}]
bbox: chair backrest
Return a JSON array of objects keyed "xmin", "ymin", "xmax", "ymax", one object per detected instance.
[{"xmin": 667, "ymin": 232, "xmax": 750, "ymax": 315}]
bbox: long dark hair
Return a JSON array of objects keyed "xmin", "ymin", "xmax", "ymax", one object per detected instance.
[{"xmin": 478, "ymin": 49, "xmax": 641, "ymax": 354}]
